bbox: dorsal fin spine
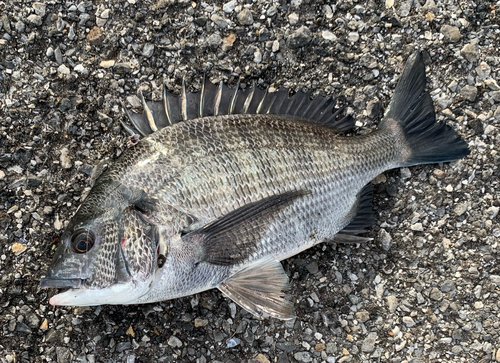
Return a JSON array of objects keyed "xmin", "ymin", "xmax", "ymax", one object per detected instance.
[
  {"xmin": 256, "ymin": 88, "xmax": 269, "ymax": 114},
  {"xmin": 140, "ymin": 91, "xmax": 158, "ymax": 132},
  {"xmin": 214, "ymin": 81, "xmax": 223, "ymax": 116},
  {"xmin": 162, "ymin": 84, "xmax": 173, "ymax": 126},
  {"xmin": 181, "ymin": 78, "xmax": 188, "ymax": 121},
  {"xmin": 242, "ymin": 83, "xmax": 255, "ymax": 114},
  {"xmin": 229, "ymin": 81, "xmax": 240, "ymax": 115}
]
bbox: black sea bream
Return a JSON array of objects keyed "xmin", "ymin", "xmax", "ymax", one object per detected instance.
[{"xmin": 41, "ymin": 52, "xmax": 469, "ymax": 319}]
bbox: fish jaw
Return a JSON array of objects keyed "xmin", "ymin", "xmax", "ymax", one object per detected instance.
[{"xmin": 49, "ymin": 280, "xmax": 151, "ymax": 306}]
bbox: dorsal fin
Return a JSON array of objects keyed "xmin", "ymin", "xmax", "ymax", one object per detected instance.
[{"xmin": 122, "ymin": 77, "xmax": 355, "ymax": 137}]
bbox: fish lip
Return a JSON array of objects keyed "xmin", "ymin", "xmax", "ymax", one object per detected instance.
[{"xmin": 40, "ymin": 277, "xmax": 84, "ymax": 289}]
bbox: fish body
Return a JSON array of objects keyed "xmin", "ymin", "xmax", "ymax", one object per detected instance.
[{"xmin": 41, "ymin": 52, "xmax": 469, "ymax": 319}]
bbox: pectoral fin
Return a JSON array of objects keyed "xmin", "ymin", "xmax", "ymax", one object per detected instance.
[
  {"xmin": 189, "ymin": 190, "xmax": 309, "ymax": 266},
  {"xmin": 218, "ymin": 259, "xmax": 294, "ymax": 320}
]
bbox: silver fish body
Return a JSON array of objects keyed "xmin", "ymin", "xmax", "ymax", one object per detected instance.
[{"xmin": 41, "ymin": 52, "xmax": 469, "ymax": 319}]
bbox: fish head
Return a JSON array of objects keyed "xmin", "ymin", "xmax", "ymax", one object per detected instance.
[{"xmin": 41, "ymin": 193, "xmax": 159, "ymax": 306}]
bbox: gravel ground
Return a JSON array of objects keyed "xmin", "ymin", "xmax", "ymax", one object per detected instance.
[{"xmin": 1, "ymin": 0, "xmax": 499, "ymax": 362}]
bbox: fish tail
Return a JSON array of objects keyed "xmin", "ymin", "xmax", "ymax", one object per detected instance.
[{"xmin": 381, "ymin": 51, "xmax": 469, "ymax": 166}]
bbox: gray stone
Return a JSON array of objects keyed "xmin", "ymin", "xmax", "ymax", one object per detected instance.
[
  {"xmin": 440, "ymin": 280, "xmax": 456, "ymax": 292},
  {"xmin": 74, "ymin": 64, "xmax": 87, "ymax": 74},
  {"xmin": 476, "ymin": 62, "xmax": 491, "ymax": 80},
  {"xmin": 461, "ymin": 43, "xmax": 478, "ymax": 62},
  {"xmin": 436, "ymin": 96, "xmax": 453, "ymax": 109},
  {"xmin": 26, "ymin": 312, "xmax": 40, "ymax": 328},
  {"xmin": 403, "ymin": 316, "xmax": 415, "ymax": 327},
  {"xmin": 253, "ymin": 48, "xmax": 262, "ymax": 63},
  {"xmin": 355, "ymin": 310, "xmax": 370, "ymax": 323},
  {"xmin": 321, "ymin": 30, "xmax": 336, "ymax": 41},
  {"xmin": 454, "ymin": 203, "xmax": 468, "ymax": 216},
  {"xmin": 60, "ymin": 147, "xmax": 72, "ymax": 169},
  {"xmin": 68, "ymin": 25, "xmax": 75, "ymax": 40},
  {"xmin": 206, "ymin": 34, "xmax": 222, "ymax": 47},
  {"xmin": 101, "ymin": 9, "xmax": 111, "ymax": 18},
  {"xmin": 211, "ymin": 14, "xmax": 229, "ymax": 29},
  {"xmin": 142, "ymin": 43, "xmax": 154, "ymax": 58},
  {"xmin": 15, "ymin": 20, "xmax": 25, "ymax": 33},
  {"xmin": 116, "ymin": 341, "xmax": 131, "ymax": 352},
  {"xmin": 293, "ymin": 352, "xmax": 312, "ymax": 362},
  {"xmin": 287, "ymin": 26, "xmax": 312, "ymax": 48},
  {"xmin": 33, "ymin": 2, "xmax": 46, "ymax": 17},
  {"xmin": 96, "ymin": 17, "xmax": 107, "ymax": 27},
  {"xmin": 429, "ymin": 287, "xmax": 443, "ymax": 301},
  {"xmin": 237, "ymin": 9, "xmax": 253, "ymax": 25},
  {"xmin": 486, "ymin": 206, "xmax": 499, "ymax": 219},
  {"xmin": 378, "ymin": 229, "xmax": 392, "ymax": 251},
  {"xmin": 441, "ymin": 25, "xmax": 461, "ymax": 43},
  {"xmin": 27, "ymin": 14, "xmax": 42, "ymax": 26},
  {"xmin": 1, "ymin": 13, "xmax": 11, "ymax": 33},
  {"xmin": 306, "ymin": 261, "xmax": 319, "ymax": 274},
  {"xmin": 267, "ymin": 6, "xmax": 278, "ymax": 17},
  {"xmin": 460, "ymin": 85, "xmax": 477, "ymax": 102},
  {"xmin": 348, "ymin": 32, "xmax": 359, "ymax": 42},
  {"xmin": 223, "ymin": 0, "xmax": 237, "ymax": 13},
  {"xmin": 366, "ymin": 99, "xmax": 380, "ymax": 118},
  {"xmin": 410, "ymin": 223, "xmax": 423, "ymax": 232},
  {"xmin": 361, "ymin": 332, "xmax": 378, "ymax": 353},
  {"xmin": 288, "ymin": 13, "xmax": 299, "ymax": 25},
  {"xmin": 56, "ymin": 346, "xmax": 72, "ymax": 363},
  {"xmin": 55, "ymin": 47, "xmax": 63, "ymax": 64},
  {"xmin": 57, "ymin": 64, "xmax": 71, "ymax": 75},
  {"xmin": 168, "ymin": 335, "xmax": 182, "ymax": 348},
  {"xmin": 485, "ymin": 79, "xmax": 500, "ymax": 91}
]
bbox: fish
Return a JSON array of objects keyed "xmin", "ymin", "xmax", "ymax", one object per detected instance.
[{"xmin": 40, "ymin": 51, "xmax": 469, "ymax": 320}]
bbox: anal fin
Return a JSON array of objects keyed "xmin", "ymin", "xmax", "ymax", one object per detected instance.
[
  {"xmin": 218, "ymin": 260, "xmax": 294, "ymax": 320},
  {"xmin": 333, "ymin": 183, "xmax": 375, "ymax": 244}
]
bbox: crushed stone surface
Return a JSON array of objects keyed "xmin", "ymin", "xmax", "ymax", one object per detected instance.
[{"xmin": 0, "ymin": 1, "xmax": 499, "ymax": 362}]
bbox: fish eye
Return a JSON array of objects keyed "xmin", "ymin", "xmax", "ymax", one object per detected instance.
[{"xmin": 71, "ymin": 230, "xmax": 95, "ymax": 253}]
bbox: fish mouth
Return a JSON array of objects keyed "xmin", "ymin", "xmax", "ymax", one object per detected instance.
[{"xmin": 40, "ymin": 277, "xmax": 84, "ymax": 289}]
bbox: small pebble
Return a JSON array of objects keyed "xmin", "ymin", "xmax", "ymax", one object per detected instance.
[
  {"xmin": 142, "ymin": 43, "xmax": 154, "ymax": 58},
  {"xmin": 293, "ymin": 352, "xmax": 312, "ymax": 363},
  {"xmin": 486, "ymin": 206, "xmax": 499, "ymax": 219},
  {"xmin": 476, "ymin": 62, "xmax": 491, "ymax": 80},
  {"xmin": 226, "ymin": 337, "xmax": 240, "ymax": 348},
  {"xmin": 441, "ymin": 280, "xmax": 456, "ymax": 292},
  {"xmin": 287, "ymin": 26, "xmax": 312, "ymax": 48},
  {"xmin": 461, "ymin": 43, "xmax": 478, "ymax": 62},
  {"xmin": 361, "ymin": 332, "xmax": 377, "ymax": 353},
  {"xmin": 460, "ymin": 85, "xmax": 477, "ymax": 102},
  {"xmin": 454, "ymin": 203, "xmax": 467, "ymax": 216},
  {"xmin": 167, "ymin": 336, "xmax": 182, "ymax": 348},
  {"xmin": 60, "ymin": 148, "xmax": 72, "ymax": 168},
  {"xmin": 429, "ymin": 287, "xmax": 443, "ymax": 301},
  {"xmin": 410, "ymin": 223, "xmax": 423, "ymax": 232},
  {"xmin": 251, "ymin": 354, "xmax": 270, "ymax": 363},
  {"xmin": 100, "ymin": 60, "xmax": 115, "ymax": 68},
  {"xmin": 288, "ymin": 13, "xmax": 299, "ymax": 25},
  {"xmin": 402, "ymin": 316, "xmax": 415, "ymax": 327},
  {"xmin": 440, "ymin": 25, "xmax": 461, "ymax": 43},
  {"xmin": 237, "ymin": 9, "xmax": 253, "ymax": 25},
  {"xmin": 26, "ymin": 14, "xmax": 42, "ymax": 26},
  {"xmin": 347, "ymin": 32, "xmax": 359, "ymax": 43}
]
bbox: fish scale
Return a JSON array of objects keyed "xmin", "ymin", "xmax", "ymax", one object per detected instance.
[
  {"xmin": 103, "ymin": 115, "xmax": 398, "ymax": 264},
  {"xmin": 41, "ymin": 52, "xmax": 469, "ymax": 319}
]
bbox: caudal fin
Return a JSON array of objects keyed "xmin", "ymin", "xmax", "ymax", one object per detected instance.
[{"xmin": 382, "ymin": 51, "xmax": 469, "ymax": 166}]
